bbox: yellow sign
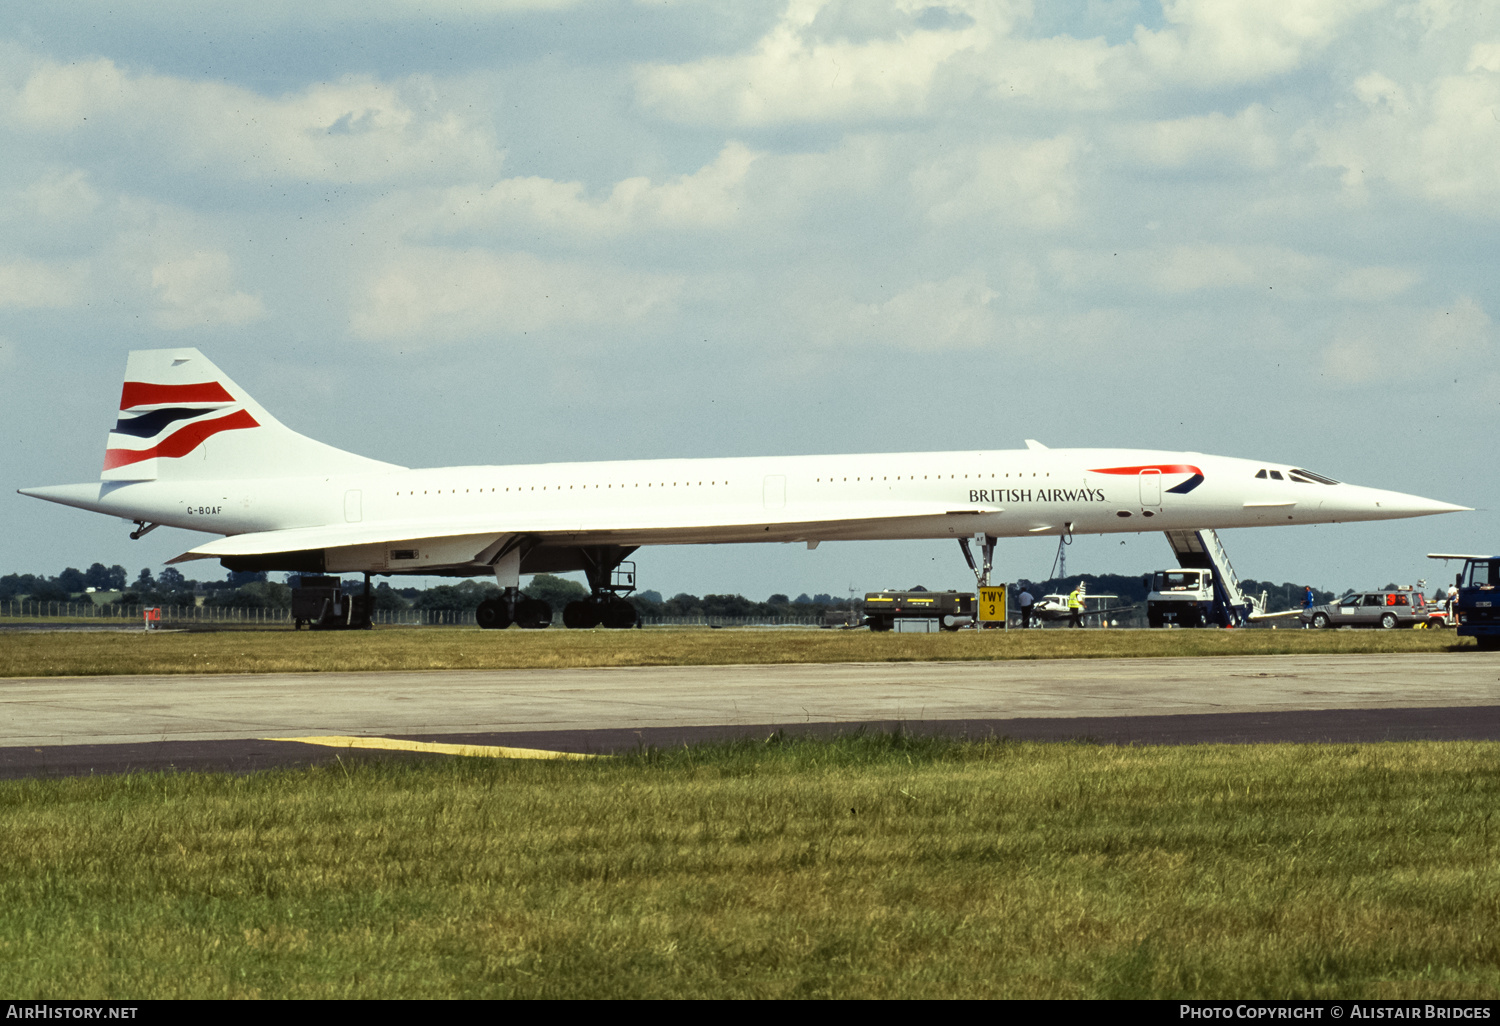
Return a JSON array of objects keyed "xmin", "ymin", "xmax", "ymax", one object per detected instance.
[{"xmin": 978, "ymin": 587, "xmax": 1007, "ymax": 623}]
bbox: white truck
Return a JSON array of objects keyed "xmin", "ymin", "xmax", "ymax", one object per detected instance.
[
  {"xmin": 1145, "ymin": 569, "xmax": 1220, "ymax": 628},
  {"xmin": 1145, "ymin": 530, "xmax": 1266, "ymax": 628}
]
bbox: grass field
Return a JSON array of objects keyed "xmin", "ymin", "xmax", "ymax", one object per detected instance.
[
  {"xmin": 0, "ymin": 624, "xmax": 1474, "ymax": 677},
  {"xmin": 1, "ymin": 734, "xmax": 1497, "ymax": 999}
]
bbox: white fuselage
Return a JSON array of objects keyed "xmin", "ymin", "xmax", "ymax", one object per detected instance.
[
  {"xmin": 21, "ymin": 347, "xmax": 1469, "ymax": 584},
  {"xmin": 34, "ymin": 447, "xmax": 1463, "ymax": 577}
]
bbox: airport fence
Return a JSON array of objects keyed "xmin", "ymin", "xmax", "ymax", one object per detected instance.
[
  {"xmin": 637, "ymin": 615, "xmax": 826, "ymax": 627},
  {"xmin": 0, "ymin": 600, "xmax": 430, "ymax": 625},
  {"xmin": 0, "ymin": 600, "xmax": 827, "ymax": 629}
]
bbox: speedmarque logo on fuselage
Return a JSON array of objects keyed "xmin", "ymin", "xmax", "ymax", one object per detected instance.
[{"xmin": 1086, "ymin": 463, "xmax": 1205, "ymax": 494}]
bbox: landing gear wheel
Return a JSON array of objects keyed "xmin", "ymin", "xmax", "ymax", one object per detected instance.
[
  {"xmin": 563, "ymin": 600, "xmax": 602, "ymax": 629},
  {"xmin": 601, "ymin": 596, "xmax": 638, "ymax": 629},
  {"xmin": 1379, "ymin": 612, "xmax": 1398, "ymax": 630},
  {"xmin": 514, "ymin": 597, "xmax": 552, "ymax": 629},
  {"xmin": 1312, "ymin": 612, "xmax": 1330, "ymax": 629},
  {"xmin": 476, "ymin": 598, "xmax": 511, "ymax": 630}
]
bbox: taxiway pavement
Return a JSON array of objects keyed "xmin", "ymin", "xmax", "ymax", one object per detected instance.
[{"xmin": 2, "ymin": 652, "xmax": 1497, "ymax": 753}]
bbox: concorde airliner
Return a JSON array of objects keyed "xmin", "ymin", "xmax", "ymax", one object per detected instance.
[{"xmin": 20, "ymin": 349, "xmax": 1468, "ymax": 629}]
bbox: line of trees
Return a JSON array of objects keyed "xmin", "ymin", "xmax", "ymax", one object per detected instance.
[
  {"xmin": 1, "ymin": 563, "xmax": 131, "ymax": 603},
  {"xmin": 0, "ymin": 563, "xmax": 1353, "ymax": 619},
  {"xmin": 0, "ymin": 566, "xmax": 865, "ymax": 618}
]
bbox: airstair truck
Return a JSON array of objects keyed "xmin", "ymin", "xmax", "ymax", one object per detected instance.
[
  {"xmin": 1431, "ymin": 554, "xmax": 1500, "ymax": 649},
  {"xmin": 1146, "ymin": 530, "xmax": 1264, "ymax": 628}
]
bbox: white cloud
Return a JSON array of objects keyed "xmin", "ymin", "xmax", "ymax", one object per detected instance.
[
  {"xmin": 150, "ymin": 251, "xmax": 265, "ymax": 329},
  {"xmin": 2, "ymin": 57, "xmax": 502, "ymax": 184},
  {"xmin": 418, "ymin": 142, "xmax": 761, "ymax": 238},
  {"xmin": 349, "ymin": 248, "xmax": 682, "ymax": 344},
  {"xmin": 1314, "ymin": 54, "xmax": 1500, "ymax": 216},
  {"xmin": 20, "ymin": 169, "xmax": 101, "ymax": 221},
  {"xmin": 1106, "ymin": 105, "xmax": 1280, "ymax": 170},
  {"xmin": 1470, "ymin": 40, "xmax": 1500, "ymax": 73},
  {"xmin": 1049, "ymin": 244, "xmax": 1305, "ymax": 295},
  {"xmin": 633, "ymin": 0, "xmax": 986, "ymax": 124},
  {"xmin": 0, "ymin": 258, "xmax": 86, "ymax": 309},
  {"xmin": 803, "ymin": 272, "xmax": 1000, "ymax": 351},
  {"xmin": 974, "ymin": 31, "xmax": 1117, "ymax": 108},
  {"xmin": 0, "ymin": 0, "xmax": 586, "ymax": 23},
  {"xmin": 912, "ymin": 135, "xmax": 1081, "ymax": 227},
  {"xmin": 1045, "ymin": 244, "xmax": 1420, "ymax": 303},
  {"xmin": 1333, "ymin": 265, "xmax": 1421, "ymax": 301},
  {"xmin": 631, "ymin": 0, "xmax": 1390, "ymax": 126},
  {"xmin": 1131, "ymin": 0, "xmax": 1389, "ymax": 87},
  {"xmin": 1320, "ymin": 295, "xmax": 1492, "ymax": 383}
]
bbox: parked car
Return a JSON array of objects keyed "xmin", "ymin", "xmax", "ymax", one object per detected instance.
[{"xmin": 1302, "ymin": 587, "xmax": 1435, "ymax": 629}]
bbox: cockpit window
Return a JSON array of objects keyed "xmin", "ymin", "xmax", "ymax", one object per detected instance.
[
  {"xmin": 1255, "ymin": 469, "xmax": 1267, "ymax": 479},
  {"xmin": 1268, "ymin": 470, "xmax": 1284, "ymax": 480},
  {"xmin": 1289, "ymin": 469, "xmax": 1339, "ymax": 484}
]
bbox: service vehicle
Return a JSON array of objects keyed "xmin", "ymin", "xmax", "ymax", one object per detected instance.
[
  {"xmin": 1301, "ymin": 586, "xmax": 1432, "ymax": 630},
  {"xmin": 863, "ymin": 590, "xmax": 974, "ymax": 632},
  {"xmin": 291, "ymin": 574, "xmax": 373, "ymax": 630},
  {"xmin": 1145, "ymin": 569, "xmax": 1220, "ymax": 628},
  {"xmin": 1429, "ymin": 554, "xmax": 1500, "ymax": 649},
  {"xmin": 1144, "ymin": 530, "xmax": 1265, "ymax": 628}
]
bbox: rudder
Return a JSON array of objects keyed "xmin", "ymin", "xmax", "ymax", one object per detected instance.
[{"xmin": 102, "ymin": 349, "xmax": 398, "ymax": 481}]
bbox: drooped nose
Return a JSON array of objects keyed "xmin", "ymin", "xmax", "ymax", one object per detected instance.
[{"xmin": 1340, "ymin": 484, "xmax": 1471, "ymax": 519}]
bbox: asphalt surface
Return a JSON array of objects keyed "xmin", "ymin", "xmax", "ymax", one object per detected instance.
[{"xmin": 2, "ymin": 651, "xmax": 1498, "ymax": 778}]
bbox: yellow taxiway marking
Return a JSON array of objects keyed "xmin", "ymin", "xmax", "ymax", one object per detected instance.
[{"xmin": 267, "ymin": 735, "xmax": 599, "ymax": 760}]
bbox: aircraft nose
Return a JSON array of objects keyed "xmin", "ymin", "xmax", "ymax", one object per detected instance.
[{"xmin": 1362, "ymin": 488, "xmax": 1471, "ymax": 517}]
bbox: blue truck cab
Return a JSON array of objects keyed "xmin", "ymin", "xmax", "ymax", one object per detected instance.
[{"xmin": 1447, "ymin": 555, "xmax": 1500, "ymax": 649}]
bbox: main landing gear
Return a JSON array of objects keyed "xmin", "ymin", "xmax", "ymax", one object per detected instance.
[
  {"xmin": 475, "ymin": 594, "xmax": 552, "ymax": 630},
  {"xmin": 473, "ymin": 545, "xmax": 640, "ymax": 630},
  {"xmin": 562, "ymin": 550, "xmax": 640, "ymax": 630},
  {"xmin": 474, "ymin": 539, "xmax": 549, "ymax": 630}
]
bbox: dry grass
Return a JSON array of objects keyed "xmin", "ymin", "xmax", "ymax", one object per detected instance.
[{"xmin": 0, "ymin": 623, "xmax": 1471, "ymax": 677}]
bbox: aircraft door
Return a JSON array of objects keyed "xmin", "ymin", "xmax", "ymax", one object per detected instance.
[{"xmin": 1139, "ymin": 469, "xmax": 1161, "ymax": 508}]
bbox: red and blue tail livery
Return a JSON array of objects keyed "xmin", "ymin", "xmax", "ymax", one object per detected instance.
[{"xmin": 103, "ymin": 381, "xmax": 259, "ymax": 473}]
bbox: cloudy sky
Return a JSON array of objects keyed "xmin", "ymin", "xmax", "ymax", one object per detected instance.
[{"xmin": 2, "ymin": 0, "xmax": 1495, "ymax": 599}]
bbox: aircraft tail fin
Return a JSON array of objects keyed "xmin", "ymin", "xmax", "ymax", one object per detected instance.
[{"xmin": 101, "ymin": 348, "xmax": 400, "ymax": 482}]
